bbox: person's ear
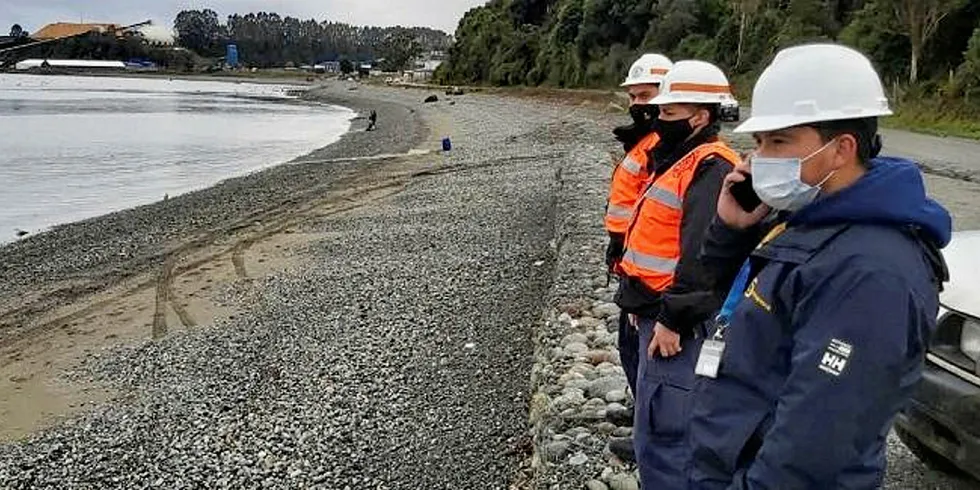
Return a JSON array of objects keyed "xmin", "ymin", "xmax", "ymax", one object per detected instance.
[
  {"xmin": 690, "ymin": 106, "xmax": 711, "ymax": 129},
  {"xmin": 830, "ymin": 134, "xmax": 859, "ymax": 170}
]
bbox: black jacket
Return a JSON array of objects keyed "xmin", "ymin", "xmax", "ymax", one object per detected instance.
[{"xmin": 614, "ymin": 124, "xmax": 734, "ymax": 336}]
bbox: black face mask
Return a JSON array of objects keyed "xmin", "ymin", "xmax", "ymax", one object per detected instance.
[
  {"xmin": 629, "ymin": 104, "xmax": 659, "ymax": 130},
  {"xmin": 613, "ymin": 104, "xmax": 659, "ymax": 151},
  {"xmin": 657, "ymin": 117, "xmax": 695, "ymax": 149}
]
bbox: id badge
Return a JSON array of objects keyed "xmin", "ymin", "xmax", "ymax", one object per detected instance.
[{"xmin": 695, "ymin": 340, "xmax": 726, "ymax": 379}]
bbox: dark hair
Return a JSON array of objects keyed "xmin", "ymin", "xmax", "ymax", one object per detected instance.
[{"xmin": 808, "ymin": 117, "xmax": 882, "ymax": 165}]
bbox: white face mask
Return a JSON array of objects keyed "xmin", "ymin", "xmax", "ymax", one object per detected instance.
[{"xmin": 751, "ymin": 139, "xmax": 838, "ymax": 212}]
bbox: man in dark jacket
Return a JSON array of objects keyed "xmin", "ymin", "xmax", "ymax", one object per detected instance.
[{"xmin": 688, "ymin": 43, "xmax": 951, "ymax": 490}]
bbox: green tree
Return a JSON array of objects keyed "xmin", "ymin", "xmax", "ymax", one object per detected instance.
[
  {"xmin": 956, "ymin": 27, "xmax": 980, "ymax": 98},
  {"xmin": 174, "ymin": 9, "xmax": 224, "ymax": 57},
  {"xmin": 436, "ymin": 0, "xmax": 980, "ymax": 94},
  {"xmin": 880, "ymin": 0, "xmax": 968, "ymax": 82},
  {"xmin": 378, "ymin": 29, "xmax": 423, "ymax": 71},
  {"xmin": 9, "ymin": 24, "xmax": 27, "ymax": 39}
]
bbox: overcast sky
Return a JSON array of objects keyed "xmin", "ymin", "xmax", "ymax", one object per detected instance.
[{"xmin": 2, "ymin": 0, "xmax": 486, "ymax": 35}]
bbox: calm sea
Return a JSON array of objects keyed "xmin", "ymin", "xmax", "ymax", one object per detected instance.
[{"xmin": 0, "ymin": 74, "xmax": 353, "ymax": 243}]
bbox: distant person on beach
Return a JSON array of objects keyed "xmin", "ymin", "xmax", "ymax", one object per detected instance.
[{"xmin": 366, "ymin": 110, "xmax": 377, "ymax": 131}]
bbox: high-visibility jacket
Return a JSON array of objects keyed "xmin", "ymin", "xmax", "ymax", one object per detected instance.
[
  {"xmin": 604, "ymin": 132, "xmax": 661, "ymax": 235},
  {"xmin": 618, "ymin": 141, "xmax": 740, "ymax": 292}
]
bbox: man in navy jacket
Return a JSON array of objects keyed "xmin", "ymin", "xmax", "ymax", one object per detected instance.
[{"xmin": 688, "ymin": 43, "xmax": 951, "ymax": 489}]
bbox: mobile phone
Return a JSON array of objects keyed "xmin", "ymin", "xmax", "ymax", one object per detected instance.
[{"xmin": 729, "ymin": 172, "xmax": 762, "ymax": 212}]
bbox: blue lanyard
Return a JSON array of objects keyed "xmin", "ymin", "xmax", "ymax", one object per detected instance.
[{"xmin": 716, "ymin": 259, "xmax": 752, "ymax": 329}]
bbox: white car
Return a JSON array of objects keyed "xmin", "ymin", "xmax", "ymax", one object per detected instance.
[
  {"xmin": 895, "ymin": 230, "xmax": 980, "ymax": 480},
  {"xmin": 719, "ymin": 95, "xmax": 740, "ymax": 122}
]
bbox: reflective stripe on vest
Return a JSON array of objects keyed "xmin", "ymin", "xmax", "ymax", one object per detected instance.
[
  {"xmin": 604, "ymin": 132, "xmax": 661, "ymax": 235},
  {"xmin": 622, "ymin": 249, "xmax": 678, "ymax": 274},
  {"xmin": 644, "ymin": 185, "xmax": 682, "ymax": 210},
  {"xmin": 619, "ymin": 140, "xmax": 740, "ymax": 292},
  {"xmin": 621, "ymin": 155, "xmax": 643, "ymax": 175},
  {"xmin": 606, "ymin": 203, "xmax": 634, "ymax": 219}
]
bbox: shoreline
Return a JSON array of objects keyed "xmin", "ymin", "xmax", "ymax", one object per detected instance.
[
  {"xmin": 0, "ymin": 81, "xmax": 428, "ymax": 323},
  {"xmin": 0, "ymin": 74, "xmax": 361, "ymax": 243},
  {"xmin": 0, "ymin": 82, "xmax": 431, "ymax": 439},
  {"xmin": 0, "ymin": 80, "xmax": 401, "ymax": 248}
]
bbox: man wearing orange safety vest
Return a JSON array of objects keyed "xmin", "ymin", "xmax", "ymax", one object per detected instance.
[
  {"xmin": 612, "ymin": 60, "xmax": 741, "ymax": 487},
  {"xmin": 603, "ymin": 53, "xmax": 673, "ymax": 463}
]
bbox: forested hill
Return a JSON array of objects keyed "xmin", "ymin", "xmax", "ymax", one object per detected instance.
[
  {"xmin": 173, "ymin": 9, "xmax": 452, "ymax": 68},
  {"xmin": 436, "ymin": 0, "xmax": 980, "ymax": 100}
]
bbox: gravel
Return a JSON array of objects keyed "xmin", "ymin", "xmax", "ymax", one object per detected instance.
[
  {"xmin": 0, "ymin": 83, "xmax": 977, "ymax": 489},
  {"xmin": 0, "ymin": 85, "xmax": 587, "ymax": 489}
]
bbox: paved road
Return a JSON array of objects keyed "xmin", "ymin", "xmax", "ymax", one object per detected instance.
[{"xmin": 883, "ymin": 128, "xmax": 980, "ymax": 181}]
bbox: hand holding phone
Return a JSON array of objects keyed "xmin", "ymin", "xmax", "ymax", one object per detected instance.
[
  {"xmin": 718, "ymin": 170, "xmax": 770, "ymax": 229},
  {"xmin": 729, "ymin": 172, "xmax": 762, "ymax": 212}
]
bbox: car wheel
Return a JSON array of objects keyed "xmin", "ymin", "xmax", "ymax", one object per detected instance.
[{"xmin": 895, "ymin": 425, "xmax": 964, "ymax": 474}]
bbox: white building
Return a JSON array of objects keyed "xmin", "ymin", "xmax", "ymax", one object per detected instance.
[{"xmin": 15, "ymin": 59, "xmax": 127, "ymax": 71}]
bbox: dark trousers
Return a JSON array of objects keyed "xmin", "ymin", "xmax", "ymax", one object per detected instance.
[
  {"xmin": 634, "ymin": 317, "xmax": 704, "ymax": 488},
  {"xmin": 617, "ymin": 310, "xmax": 640, "ymax": 396}
]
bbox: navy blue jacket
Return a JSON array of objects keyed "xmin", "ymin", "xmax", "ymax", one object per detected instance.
[{"xmin": 689, "ymin": 157, "xmax": 951, "ymax": 490}]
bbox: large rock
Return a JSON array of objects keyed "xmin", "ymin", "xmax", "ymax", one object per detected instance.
[
  {"xmin": 584, "ymin": 350, "xmax": 616, "ymax": 365},
  {"xmin": 564, "ymin": 378, "xmax": 592, "ymax": 391},
  {"xmin": 561, "ymin": 333, "xmax": 589, "ymax": 347},
  {"xmin": 596, "ymin": 362, "xmax": 623, "ymax": 378},
  {"xmin": 558, "ymin": 371, "xmax": 586, "ymax": 385},
  {"xmin": 564, "ymin": 342, "xmax": 590, "ymax": 356},
  {"xmin": 578, "ymin": 316, "xmax": 603, "ymax": 329},
  {"xmin": 584, "ymin": 397, "xmax": 607, "ymax": 410},
  {"xmin": 553, "ymin": 389, "xmax": 586, "ymax": 410},
  {"xmin": 596, "ymin": 422, "xmax": 618, "ymax": 435},
  {"xmin": 609, "ymin": 474, "xmax": 640, "ymax": 490},
  {"xmin": 605, "ymin": 389, "xmax": 627, "ymax": 403},
  {"xmin": 592, "ymin": 302, "xmax": 620, "ymax": 319},
  {"xmin": 568, "ymin": 363, "xmax": 598, "ymax": 380},
  {"xmin": 587, "ymin": 376, "xmax": 628, "ymax": 400},
  {"xmin": 605, "ymin": 404, "xmax": 632, "ymax": 427},
  {"xmin": 592, "ymin": 332, "xmax": 617, "ymax": 348},
  {"xmin": 586, "ymin": 480, "xmax": 609, "ymax": 490},
  {"xmin": 543, "ymin": 440, "xmax": 571, "ymax": 462},
  {"xmin": 613, "ymin": 427, "xmax": 632, "ymax": 437}
]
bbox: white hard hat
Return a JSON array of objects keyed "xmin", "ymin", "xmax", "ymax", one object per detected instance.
[
  {"xmin": 734, "ymin": 43, "xmax": 893, "ymax": 134},
  {"xmin": 621, "ymin": 53, "xmax": 673, "ymax": 87},
  {"xmin": 649, "ymin": 60, "xmax": 732, "ymax": 105}
]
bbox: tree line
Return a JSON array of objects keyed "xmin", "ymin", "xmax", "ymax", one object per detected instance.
[
  {"xmin": 5, "ymin": 11, "xmax": 451, "ymax": 72},
  {"xmin": 174, "ymin": 9, "xmax": 450, "ymax": 70},
  {"xmin": 436, "ymin": 0, "xmax": 980, "ymax": 103}
]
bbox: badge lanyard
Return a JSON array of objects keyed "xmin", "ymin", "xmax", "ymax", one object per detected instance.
[
  {"xmin": 696, "ymin": 222, "xmax": 787, "ymax": 379},
  {"xmin": 713, "ymin": 260, "xmax": 753, "ymax": 340},
  {"xmin": 712, "ymin": 222, "xmax": 787, "ymax": 341}
]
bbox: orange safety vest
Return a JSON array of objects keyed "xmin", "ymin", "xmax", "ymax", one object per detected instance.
[
  {"xmin": 618, "ymin": 140, "xmax": 741, "ymax": 292},
  {"xmin": 604, "ymin": 132, "xmax": 661, "ymax": 235}
]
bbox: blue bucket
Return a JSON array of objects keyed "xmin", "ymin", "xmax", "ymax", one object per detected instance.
[{"xmin": 442, "ymin": 137, "xmax": 452, "ymax": 152}]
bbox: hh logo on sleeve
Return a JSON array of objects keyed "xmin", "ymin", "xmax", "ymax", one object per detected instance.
[{"xmin": 819, "ymin": 338, "xmax": 853, "ymax": 377}]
